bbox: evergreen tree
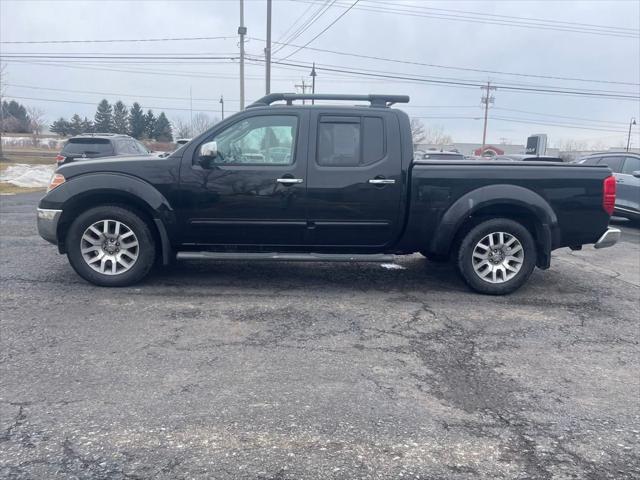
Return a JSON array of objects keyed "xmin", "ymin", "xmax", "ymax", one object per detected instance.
[
  {"xmin": 143, "ymin": 110, "xmax": 156, "ymax": 139},
  {"xmin": 128, "ymin": 102, "xmax": 145, "ymax": 139},
  {"xmin": 1, "ymin": 100, "xmax": 31, "ymax": 133},
  {"xmin": 81, "ymin": 117, "xmax": 94, "ymax": 134},
  {"xmin": 112, "ymin": 100, "xmax": 128, "ymax": 134},
  {"xmin": 50, "ymin": 117, "xmax": 71, "ymax": 137},
  {"xmin": 153, "ymin": 112, "xmax": 173, "ymax": 142},
  {"xmin": 69, "ymin": 114, "xmax": 83, "ymax": 136},
  {"xmin": 94, "ymin": 99, "xmax": 113, "ymax": 133}
]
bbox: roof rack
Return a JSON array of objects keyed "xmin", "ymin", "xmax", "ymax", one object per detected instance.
[
  {"xmin": 247, "ymin": 93, "xmax": 410, "ymax": 108},
  {"xmin": 77, "ymin": 132, "xmax": 125, "ymax": 137}
]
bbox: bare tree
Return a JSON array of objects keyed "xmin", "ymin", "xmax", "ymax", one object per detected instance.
[
  {"xmin": 0, "ymin": 64, "xmax": 6, "ymax": 160},
  {"xmin": 410, "ymin": 118, "xmax": 426, "ymax": 145},
  {"xmin": 27, "ymin": 106, "xmax": 46, "ymax": 146},
  {"xmin": 424, "ymin": 125, "xmax": 453, "ymax": 145},
  {"xmin": 556, "ymin": 138, "xmax": 588, "ymax": 152},
  {"xmin": 172, "ymin": 117, "xmax": 192, "ymax": 139},
  {"xmin": 191, "ymin": 112, "xmax": 219, "ymax": 136}
]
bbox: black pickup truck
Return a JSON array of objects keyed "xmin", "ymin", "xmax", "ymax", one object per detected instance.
[{"xmin": 37, "ymin": 93, "xmax": 620, "ymax": 294}]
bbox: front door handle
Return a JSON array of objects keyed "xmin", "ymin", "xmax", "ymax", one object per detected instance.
[
  {"xmin": 368, "ymin": 178, "xmax": 395, "ymax": 185},
  {"xmin": 276, "ymin": 178, "xmax": 304, "ymax": 185}
]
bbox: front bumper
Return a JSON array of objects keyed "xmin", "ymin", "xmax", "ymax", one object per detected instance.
[
  {"xmin": 37, "ymin": 208, "xmax": 62, "ymax": 245},
  {"xmin": 594, "ymin": 227, "xmax": 621, "ymax": 249}
]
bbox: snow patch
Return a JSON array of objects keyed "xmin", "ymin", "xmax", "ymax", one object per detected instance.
[
  {"xmin": 0, "ymin": 164, "xmax": 55, "ymax": 188},
  {"xmin": 380, "ymin": 263, "xmax": 405, "ymax": 270}
]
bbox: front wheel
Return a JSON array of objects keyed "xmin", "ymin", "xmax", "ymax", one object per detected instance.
[
  {"xmin": 65, "ymin": 205, "xmax": 156, "ymax": 287},
  {"xmin": 457, "ymin": 218, "xmax": 536, "ymax": 295}
]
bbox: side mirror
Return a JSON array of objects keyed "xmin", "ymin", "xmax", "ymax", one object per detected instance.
[
  {"xmin": 200, "ymin": 141, "xmax": 218, "ymax": 159},
  {"xmin": 633, "ymin": 170, "xmax": 640, "ymax": 178}
]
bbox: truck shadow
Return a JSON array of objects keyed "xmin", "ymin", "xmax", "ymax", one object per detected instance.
[{"xmin": 152, "ymin": 255, "xmax": 471, "ymax": 294}]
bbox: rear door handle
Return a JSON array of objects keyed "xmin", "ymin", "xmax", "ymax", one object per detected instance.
[
  {"xmin": 276, "ymin": 178, "xmax": 304, "ymax": 185},
  {"xmin": 368, "ymin": 178, "xmax": 395, "ymax": 185}
]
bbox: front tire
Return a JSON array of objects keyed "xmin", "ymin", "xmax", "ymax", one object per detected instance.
[
  {"xmin": 457, "ymin": 218, "xmax": 536, "ymax": 295},
  {"xmin": 65, "ymin": 205, "xmax": 156, "ymax": 287}
]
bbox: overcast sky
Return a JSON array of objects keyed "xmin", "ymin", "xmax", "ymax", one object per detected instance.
[{"xmin": 1, "ymin": 0, "xmax": 639, "ymax": 148}]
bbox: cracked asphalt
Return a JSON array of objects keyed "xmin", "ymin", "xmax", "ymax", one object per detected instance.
[{"xmin": 1, "ymin": 192, "xmax": 639, "ymax": 480}]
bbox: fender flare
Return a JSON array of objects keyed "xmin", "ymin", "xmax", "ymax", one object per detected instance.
[
  {"xmin": 42, "ymin": 173, "xmax": 175, "ymax": 264},
  {"xmin": 430, "ymin": 184, "xmax": 559, "ymax": 267}
]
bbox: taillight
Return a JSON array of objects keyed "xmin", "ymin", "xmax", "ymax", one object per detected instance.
[
  {"xmin": 603, "ymin": 175, "xmax": 616, "ymax": 216},
  {"xmin": 55, "ymin": 154, "xmax": 65, "ymax": 165},
  {"xmin": 47, "ymin": 173, "xmax": 66, "ymax": 192}
]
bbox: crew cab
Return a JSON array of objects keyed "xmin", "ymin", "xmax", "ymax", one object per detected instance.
[{"xmin": 37, "ymin": 93, "xmax": 620, "ymax": 294}]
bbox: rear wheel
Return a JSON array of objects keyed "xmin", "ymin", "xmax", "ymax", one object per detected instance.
[
  {"xmin": 457, "ymin": 218, "xmax": 536, "ymax": 295},
  {"xmin": 65, "ymin": 206, "xmax": 156, "ymax": 287}
]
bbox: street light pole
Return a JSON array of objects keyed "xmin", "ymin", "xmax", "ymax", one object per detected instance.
[
  {"xmin": 238, "ymin": 0, "xmax": 247, "ymax": 110},
  {"xmin": 220, "ymin": 95, "xmax": 225, "ymax": 120},
  {"xmin": 310, "ymin": 63, "xmax": 317, "ymax": 104},
  {"xmin": 627, "ymin": 117, "xmax": 637, "ymax": 152},
  {"xmin": 265, "ymin": 0, "xmax": 272, "ymax": 95}
]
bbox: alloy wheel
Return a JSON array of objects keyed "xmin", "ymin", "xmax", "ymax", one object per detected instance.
[
  {"xmin": 471, "ymin": 231, "xmax": 524, "ymax": 284},
  {"xmin": 80, "ymin": 219, "xmax": 139, "ymax": 275}
]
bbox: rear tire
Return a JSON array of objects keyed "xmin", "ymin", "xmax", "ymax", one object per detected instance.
[
  {"xmin": 65, "ymin": 205, "xmax": 156, "ymax": 287},
  {"xmin": 456, "ymin": 218, "xmax": 536, "ymax": 295}
]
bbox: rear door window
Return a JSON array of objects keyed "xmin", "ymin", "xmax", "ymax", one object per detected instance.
[
  {"xmin": 622, "ymin": 156, "xmax": 640, "ymax": 175},
  {"xmin": 598, "ymin": 156, "xmax": 624, "ymax": 173},
  {"xmin": 317, "ymin": 115, "xmax": 386, "ymax": 167}
]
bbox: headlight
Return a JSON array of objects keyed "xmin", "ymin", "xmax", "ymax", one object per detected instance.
[{"xmin": 47, "ymin": 173, "xmax": 66, "ymax": 192}]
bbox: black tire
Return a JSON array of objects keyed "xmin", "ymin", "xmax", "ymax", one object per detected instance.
[
  {"xmin": 65, "ymin": 205, "xmax": 156, "ymax": 287},
  {"xmin": 456, "ymin": 218, "xmax": 536, "ymax": 295},
  {"xmin": 419, "ymin": 251, "xmax": 450, "ymax": 263}
]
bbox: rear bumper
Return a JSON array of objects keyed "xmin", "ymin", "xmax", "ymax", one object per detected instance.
[
  {"xmin": 594, "ymin": 227, "xmax": 621, "ymax": 249},
  {"xmin": 37, "ymin": 208, "xmax": 62, "ymax": 245}
]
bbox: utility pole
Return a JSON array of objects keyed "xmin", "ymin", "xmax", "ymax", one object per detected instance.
[
  {"xmin": 265, "ymin": 0, "xmax": 272, "ymax": 95},
  {"xmin": 310, "ymin": 63, "xmax": 317, "ymax": 104},
  {"xmin": 238, "ymin": 0, "xmax": 247, "ymax": 110},
  {"xmin": 220, "ymin": 95, "xmax": 225, "ymax": 120},
  {"xmin": 480, "ymin": 81, "xmax": 496, "ymax": 155},
  {"xmin": 189, "ymin": 86, "xmax": 193, "ymax": 136},
  {"xmin": 627, "ymin": 117, "xmax": 637, "ymax": 152},
  {"xmin": 295, "ymin": 78, "xmax": 311, "ymax": 104}
]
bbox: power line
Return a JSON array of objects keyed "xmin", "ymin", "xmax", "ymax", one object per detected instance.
[
  {"xmin": 492, "ymin": 107, "xmax": 629, "ymax": 126},
  {"xmin": 491, "ymin": 116, "xmax": 629, "ymax": 134},
  {"xmin": 295, "ymin": 0, "xmax": 639, "ymax": 38},
  {"xmin": 371, "ymin": 0, "xmax": 639, "ymax": 33},
  {"xmin": 3, "ymin": 94, "xmax": 230, "ymax": 114},
  {"xmin": 253, "ymin": 57, "xmax": 640, "ymax": 100},
  {"xmin": 251, "ymin": 37, "xmax": 639, "ymax": 87},
  {"xmin": 279, "ymin": 0, "xmax": 360, "ymax": 61},
  {"xmin": 0, "ymin": 35, "xmax": 237, "ymax": 44},
  {"xmin": 6, "ymin": 52, "xmax": 635, "ymax": 96},
  {"xmin": 273, "ymin": 0, "xmax": 335, "ymax": 55},
  {"xmin": 3, "ymin": 83, "xmax": 242, "ymax": 103}
]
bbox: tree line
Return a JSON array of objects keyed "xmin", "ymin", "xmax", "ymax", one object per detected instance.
[{"xmin": 50, "ymin": 100, "xmax": 173, "ymax": 142}]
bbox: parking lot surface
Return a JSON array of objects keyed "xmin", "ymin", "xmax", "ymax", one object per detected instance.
[{"xmin": 1, "ymin": 192, "xmax": 639, "ymax": 480}]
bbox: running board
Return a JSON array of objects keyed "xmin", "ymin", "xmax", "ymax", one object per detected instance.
[{"xmin": 176, "ymin": 252, "xmax": 395, "ymax": 262}]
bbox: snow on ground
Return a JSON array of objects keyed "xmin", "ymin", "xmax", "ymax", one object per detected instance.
[
  {"xmin": 0, "ymin": 164, "xmax": 55, "ymax": 188},
  {"xmin": 2, "ymin": 137, "xmax": 65, "ymax": 149}
]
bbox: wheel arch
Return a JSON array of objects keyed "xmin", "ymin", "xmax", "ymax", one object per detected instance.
[
  {"xmin": 50, "ymin": 174, "xmax": 174, "ymax": 264},
  {"xmin": 430, "ymin": 185, "xmax": 558, "ymax": 268}
]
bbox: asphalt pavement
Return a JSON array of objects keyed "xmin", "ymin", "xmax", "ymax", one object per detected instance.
[{"xmin": 1, "ymin": 192, "xmax": 639, "ymax": 480}]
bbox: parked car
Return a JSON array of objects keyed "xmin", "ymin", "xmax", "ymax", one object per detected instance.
[
  {"xmin": 175, "ymin": 138, "xmax": 191, "ymax": 147},
  {"xmin": 38, "ymin": 93, "xmax": 620, "ymax": 294},
  {"xmin": 576, "ymin": 152, "xmax": 640, "ymax": 221},
  {"xmin": 56, "ymin": 134, "xmax": 151, "ymax": 166},
  {"xmin": 416, "ymin": 151, "xmax": 465, "ymax": 160},
  {"xmin": 493, "ymin": 154, "xmax": 564, "ymax": 163}
]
